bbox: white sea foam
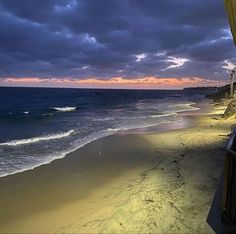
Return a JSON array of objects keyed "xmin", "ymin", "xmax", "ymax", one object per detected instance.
[
  {"xmin": 170, "ymin": 103, "xmax": 198, "ymax": 109},
  {"xmin": 0, "ymin": 130, "xmax": 74, "ymax": 146},
  {"xmin": 151, "ymin": 113, "xmax": 177, "ymax": 118},
  {"xmin": 0, "ymin": 128, "xmax": 120, "ymax": 177},
  {"xmin": 0, "ymin": 100, "xmax": 203, "ymax": 177},
  {"xmin": 22, "ymin": 111, "xmax": 29, "ymax": 114},
  {"xmin": 0, "ymin": 117, "xmax": 186, "ymax": 177},
  {"xmin": 168, "ymin": 103, "xmax": 200, "ymax": 112},
  {"xmin": 94, "ymin": 113, "xmax": 176, "ymax": 122},
  {"xmin": 43, "ymin": 113, "xmax": 53, "ymax": 117},
  {"xmin": 52, "ymin": 106, "xmax": 76, "ymax": 112}
]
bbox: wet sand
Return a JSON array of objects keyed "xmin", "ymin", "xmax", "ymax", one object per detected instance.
[{"xmin": 0, "ymin": 102, "xmax": 233, "ymax": 233}]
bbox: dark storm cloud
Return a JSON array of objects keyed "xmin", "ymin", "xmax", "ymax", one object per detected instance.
[{"xmin": 0, "ymin": 0, "xmax": 234, "ymax": 80}]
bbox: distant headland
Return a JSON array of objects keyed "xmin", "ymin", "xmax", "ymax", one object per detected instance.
[{"xmin": 183, "ymin": 86, "xmax": 219, "ymax": 91}]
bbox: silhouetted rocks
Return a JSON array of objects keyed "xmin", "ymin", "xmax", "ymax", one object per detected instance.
[
  {"xmin": 206, "ymin": 84, "xmax": 236, "ymax": 102},
  {"xmin": 223, "ymin": 99, "xmax": 236, "ymax": 119},
  {"xmin": 183, "ymin": 87, "xmax": 219, "ymax": 91}
]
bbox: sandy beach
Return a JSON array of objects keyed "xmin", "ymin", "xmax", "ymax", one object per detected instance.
[{"xmin": 0, "ymin": 101, "xmax": 233, "ymax": 233}]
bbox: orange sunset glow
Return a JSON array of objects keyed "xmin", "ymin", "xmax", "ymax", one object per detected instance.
[
  {"xmin": 0, "ymin": 76, "xmax": 225, "ymax": 89},
  {"xmin": 0, "ymin": 0, "xmax": 235, "ymax": 233}
]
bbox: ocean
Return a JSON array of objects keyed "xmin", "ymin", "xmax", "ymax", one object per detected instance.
[{"xmin": 0, "ymin": 87, "xmax": 211, "ymax": 177}]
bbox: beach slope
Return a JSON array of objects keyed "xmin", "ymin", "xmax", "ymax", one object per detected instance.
[{"xmin": 0, "ymin": 106, "xmax": 232, "ymax": 233}]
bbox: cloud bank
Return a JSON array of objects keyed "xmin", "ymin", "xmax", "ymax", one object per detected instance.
[{"xmin": 0, "ymin": 0, "xmax": 235, "ymax": 88}]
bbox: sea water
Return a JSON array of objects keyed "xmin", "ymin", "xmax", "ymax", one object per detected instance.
[{"xmin": 0, "ymin": 87, "xmax": 211, "ymax": 177}]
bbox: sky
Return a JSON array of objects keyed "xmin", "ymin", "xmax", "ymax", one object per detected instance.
[{"xmin": 0, "ymin": 0, "xmax": 235, "ymax": 89}]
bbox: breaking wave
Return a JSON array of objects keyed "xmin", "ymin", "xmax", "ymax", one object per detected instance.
[
  {"xmin": 51, "ymin": 106, "xmax": 76, "ymax": 112},
  {"xmin": 0, "ymin": 130, "xmax": 74, "ymax": 146}
]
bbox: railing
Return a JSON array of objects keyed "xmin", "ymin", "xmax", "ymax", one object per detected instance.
[{"xmin": 222, "ymin": 127, "xmax": 236, "ymax": 224}]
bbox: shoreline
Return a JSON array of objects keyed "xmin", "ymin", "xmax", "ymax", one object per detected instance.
[
  {"xmin": 0, "ymin": 99, "xmax": 233, "ymax": 233},
  {"xmin": 0, "ymin": 100, "xmax": 206, "ymax": 179},
  {"xmin": 118, "ymin": 99, "xmax": 210, "ymax": 135}
]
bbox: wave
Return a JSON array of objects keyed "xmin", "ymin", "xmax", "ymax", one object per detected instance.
[
  {"xmin": 119, "ymin": 113, "xmax": 177, "ymax": 120},
  {"xmin": 0, "ymin": 128, "xmax": 120, "ymax": 177},
  {"xmin": 43, "ymin": 113, "xmax": 53, "ymax": 117},
  {"xmin": 0, "ymin": 118, "xmax": 185, "ymax": 177},
  {"xmin": 0, "ymin": 130, "xmax": 74, "ymax": 146},
  {"xmin": 93, "ymin": 113, "xmax": 176, "ymax": 122},
  {"xmin": 94, "ymin": 117, "xmax": 115, "ymax": 121},
  {"xmin": 169, "ymin": 103, "xmax": 199, "ymax": 112},
  {"xmin": 51, "ymin": 106, "xmax": 76, "ymax": 112},
  {"xmin": 151, "ymin": 113, "xmax": 177, "ymax": 118},
  {"xmin": 22, "ymin": 111, "xmax": 29, "ymax": 114},
  {"xmin": 169, "ymin": 103, "xmax": 196, "ymax": 108}
]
